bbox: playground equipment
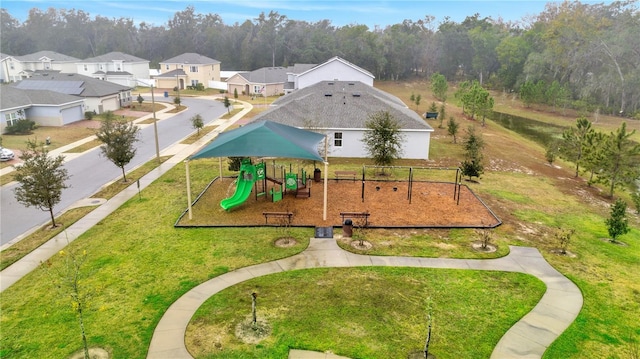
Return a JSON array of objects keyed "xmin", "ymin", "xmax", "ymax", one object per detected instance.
[
  {"xmin": 221, "ymin": 160, "xmax": 312, "ymax": 210},
  {"xmin": 220, "ymin": 159, "xmax": 259, "ymax": 210}
]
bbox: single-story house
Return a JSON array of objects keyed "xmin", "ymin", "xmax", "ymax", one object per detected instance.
[
  {"xmin": 226, "ymin": 67, "xmax": 289, "ymax": 97},
  {"xmin": 1, "ymin": 86, "xmax": 85, "ymax": 133},
  {"xmin": 252, "ymin": 80, "xmax": 433, "ymax": 160},
  {"xmin": 12, "ymin": 71, "xmax": 133, "ymax": 114}
]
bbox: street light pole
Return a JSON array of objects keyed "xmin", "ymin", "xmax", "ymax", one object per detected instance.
[{"xmin": 150, "ymin": 84, "xmax": 160, "ymax": 163}]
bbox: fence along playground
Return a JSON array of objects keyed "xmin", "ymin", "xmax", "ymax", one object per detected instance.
[{"xmin": 220, "ymin": 158, "xmax": 312, "ymax": 211}]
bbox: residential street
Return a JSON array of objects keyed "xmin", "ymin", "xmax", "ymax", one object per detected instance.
[{"xmin": 0, "ymin": 96, "xmax": 226, "ymax": 246}]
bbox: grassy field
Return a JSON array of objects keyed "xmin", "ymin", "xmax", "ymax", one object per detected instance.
[{"xmin": 0, "ymin": 80, "xmax": 638, "ymax": 359}]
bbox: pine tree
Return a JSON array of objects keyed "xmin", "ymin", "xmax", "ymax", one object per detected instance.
[
  {"xmin": 460, "ymin": 126, "xmax": 484, "ymax": 181},
  {"xmin": 605, "ymin": 198, "xmax": 630, "ymax": 243}
]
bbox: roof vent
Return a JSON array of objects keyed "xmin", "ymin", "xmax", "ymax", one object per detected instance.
[
  {"xmin": 352, "ymin": 93, "xmax": 361, "ymax": 97},
  {"xmin": 327, "ymin": 82, "xmax": 334, "ymax": 85},
  {"xmin": 324, "ymin": 93, "xmax": 332, "ymax": 97},
  {"xmin": 348, "ymin": 83, "xmax": 355, "ymax": 86}
]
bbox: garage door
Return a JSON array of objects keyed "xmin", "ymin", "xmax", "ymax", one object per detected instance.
[{"xmin": 61, "ymin": 105, "xmax": 84, "ymax": 125}]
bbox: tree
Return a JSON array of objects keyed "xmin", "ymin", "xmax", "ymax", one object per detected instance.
[
  {"xmin": 447, "ymin": 116, "xmax": 459, "ymax": 143},
  {"xmin": 96, "ymin": 113, "xmax": 140, "ymax": 182},
  {"xmin": 560, "ymin": 117, "xmax": 593, "ymax": 177},
  {"xmin": 460, "ymin": 126, "xmax": 484, "ymax": 181},
  {"xmin": 545, "ymin": 139, "xmax": 561, "ymax": 165},
  {"xmin": 136, "ymin": 94, "xmax": 144, "ymax": 107},
  {"xmin": 191, "ymin": 114, "xmax": 204, "ymax": 135},
  {"xmin": 555, "ymin": 228, "xmax": 575, "ymax": 255},
  {"xmin": 361, "ymin": 110, "xmax": 405, "ymax": 168},
  {"xmin": 414, "ymin": 94, "xmax": 421, "ymax": 111},
  {"xmin": 605, "ymin": 198, "xmax": 630, "ymax": 243},
  {"xmin": 233, "ymin": 88, "xmax": 238, "ymax": 99},
  {"xmin": 13, "ymin": 139, "xmax": 70, "ymax": 228},
  {"xmin": 173, "ymin": 96, "xmax": 182, "ymax": 107},
  {"xmin": 223, "ymin": 96, "xmax": 231, "ymax": 113},
  {"xmin": 438, "ymin": 103, "xmax": 446, "ymax": 129},
  {"xmin": 598, "ymin": 122, "xmax": 640, "ymax": 198},
  {"xmin": 42, "ymin": 248, "xmax": 93, "ymax": 359},
  {"xmin": 430, "ymin": 72, "xmax": 448, "ymax": 102}
]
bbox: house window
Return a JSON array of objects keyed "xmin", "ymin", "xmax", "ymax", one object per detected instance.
[
  {"xmin": 99, "ymin": 64, "xmax": 103, "ymax": 70},
  {"xmin": 84, "ymin": 64, "xmax": 88, "ymax": 71},
  {"xmin": 44, "ymin": 62, "xmax": 51, "ymax": 70},
  {"xmin": 334, "ymin": 132, "xmax": 343, "ymax": 147},
  {"xmin": 165, "ymin": 64, "xmax": 170, "ymax": 70},
  {"xmin": 5, "ymin": 112, "xmax": 20, "ymax": 127},
  {"xmin": 191, "ymin": 80, "xmax": 198, "ymax": 87},
  {"xmin": 190, "ymin": 66, "xmax": 198, "ymax": 73}
]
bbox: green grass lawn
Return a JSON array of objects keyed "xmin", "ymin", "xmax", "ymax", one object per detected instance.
[
  {"xmin": 1, "ymin": 82, "xmax": 638, "ymax": 359},
  {"xmin": 188, "ymin": 268, "xmax": 545, "ymax": 359}
]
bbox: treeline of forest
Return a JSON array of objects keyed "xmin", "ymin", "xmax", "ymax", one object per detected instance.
[{"xmin": 1, "ymin": 1, "xmax": 639, "ymax": 116}]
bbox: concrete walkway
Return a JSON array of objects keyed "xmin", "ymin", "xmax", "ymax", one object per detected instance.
[
  {"xmin": 0, "ymin": 100, "xmax": 252, "ymax": 291},
  {"xmin": 147, "ymin": 238, "xmax": 583, "ymax": 359}
]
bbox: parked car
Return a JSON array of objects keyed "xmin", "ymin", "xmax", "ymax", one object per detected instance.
[{"xmin": 0, "ymin": 147, "xmax": 15, "ymax": 161}]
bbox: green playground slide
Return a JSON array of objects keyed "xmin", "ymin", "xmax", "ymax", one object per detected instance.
[{"xmin": 220, "ymin": 162, "xmax": 257, "ymax": 210}]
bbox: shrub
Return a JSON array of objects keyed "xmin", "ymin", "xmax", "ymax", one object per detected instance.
[
  {"xmin": 195, "ymin": 83, "xmax": 205, "ymax": 91},
  {"xmin": 5, "ymin": 119, "xmax": 36, "ymax": 134},
  {"xmin": 85, "ymin": 111, "xmax": 94, "ymax": 120}
]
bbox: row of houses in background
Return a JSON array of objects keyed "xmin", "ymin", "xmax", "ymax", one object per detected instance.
[{"xmin": 1, "ymin": 51, "xmax": 432, "ymax": 159}]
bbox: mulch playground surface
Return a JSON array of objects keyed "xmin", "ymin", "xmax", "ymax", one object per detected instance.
[{"xmin": 177, "ymin": 177, "xmax": 501, "ymax": 228}]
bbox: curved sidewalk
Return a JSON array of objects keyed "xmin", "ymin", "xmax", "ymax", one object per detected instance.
[{"xmin": 147, "ymin": 238, "xmax": 583, "ymax": 359}]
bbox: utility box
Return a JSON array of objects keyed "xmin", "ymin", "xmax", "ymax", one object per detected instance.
[{"xmin": 342, "ymin": 219, "xmax": 353, "ymax": 237}]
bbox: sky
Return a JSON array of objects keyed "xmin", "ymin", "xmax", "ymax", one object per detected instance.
[{"xmin": 1, "ymin": 0, "xmax": 607, "ymax": 29}]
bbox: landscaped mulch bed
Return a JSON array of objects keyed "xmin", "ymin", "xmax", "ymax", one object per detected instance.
[{"xmin": 177, "ymin": 177, "xmax": 500, "ymax": 228}]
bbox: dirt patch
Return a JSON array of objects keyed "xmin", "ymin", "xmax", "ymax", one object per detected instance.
[
  {"xmin": 235, "ymin": 318, "xmax": 271, "ymax": 344},
  {"xmin": 69, "ymin": 347, "xmax": 110, "ymax": 359},
  {"xmin": 179, "ymin": 179, "xmax": 500, "ymax": 228},
  {"xmin": 274, "ymin": 238, "xmax": 297, "ymax": 247},
  {"xmin": 350, "ymin": 240, "xmax": 373, "ymax": 250},
  {"xmin": 471, "ymin": 241, "xmax": 498, "ymax": 253}
]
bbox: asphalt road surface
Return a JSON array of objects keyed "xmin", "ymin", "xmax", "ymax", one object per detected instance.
[{"xmin": 0, "ymin": 97, "xmax": 226, "ymax": 246}]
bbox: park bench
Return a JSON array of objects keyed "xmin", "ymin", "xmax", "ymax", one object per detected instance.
[
  {"xmin": 334, "ymin": 170, "xmax": 358, "ymax": 181},
  {"xmin": 425, "ymin": 112, "xmax": 439, "ymax": 119},
  {"xmin": 340, "ymin": 211, "xmax": 370, "ymax": 226},
  {"xmin": 262, "ymin": 211, "xmax": 293, "ymax": 224}
]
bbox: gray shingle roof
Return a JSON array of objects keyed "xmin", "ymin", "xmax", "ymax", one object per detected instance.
[
  {"xmin": 238, "ymin": 67, "xmax": 289, "ymax": 84},
  {"xmin": 15, "ymin": 51, "xmax": 80, "ymax": 62},
  {"xmin": 81, "ymin": 51, "xmax": 148, "ymax": 63},
  {"xmin": 161, "ymin": 53, "xmax": 220, "ymax": 65},
  {"xmin": 255, "ymin": 81, "xmax": 433, "ymax": 131},
  {"xmin": 1, "ymin": 86, "xmax": 83, "ymax": 110},
  {"xmin": 13, "ymin": 72, "xmax": 132, "ymax": 97}
]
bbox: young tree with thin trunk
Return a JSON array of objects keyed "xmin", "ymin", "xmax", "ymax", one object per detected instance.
[
  {"xmin": 560, "ymin": 117, "xmax": 594, "ymax": 178},
  {"xmin": 361, "ymin": 110, "xmax": 405, "ymax": 168},
  {"xmin": 191, "ymin": 114, "xmax": 204, "ymax": 135},
  {"xmin": 430, "ymin": 72, "xmax": 448, "ymax": 102},
  {"xmin": 13, "ymin": 139, "xmax": 70, "ymax": 228},
  {"xmin": 43, "ymin": 248, "xmax": 93, "ymax": 359},
  {"xmin": 606, "ymin": 198, "xmax": 630, "ymax": 243},
  {"xmin": 460, "ymin": 125, "xmax": 485, "ymax": 181},
  {"xmin": 447, "ymin": 116, "xmax": 459, "ymax": 143},
  {"xmin": 598, "ymin": 122, "xmax": 640, "ymax": 198},
  {"xmin": 96, "ymin": 112, "xmax": 140, "ymax": 182},
  {"xmin": 224, "ymin": 96, "xmax": 231, "ymax": 113}
]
